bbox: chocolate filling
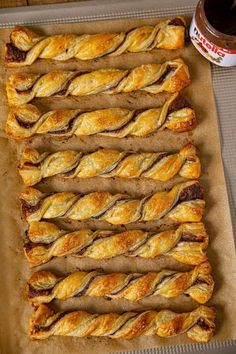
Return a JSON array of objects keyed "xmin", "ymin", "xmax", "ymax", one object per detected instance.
[
  {"xmin": 103, "ymin": 32, "xmax": 130, "ymax": 55},
  {"xmin": 141, "ymin": 152, "xmax": 171, "ymax": 175},
  {"xmin": 180, "ymin": 232, "xmax": 205, "ymax": 243},
  {"xmin": 23, "ymin": 162, "xmax": 41, "ymax": 168},
  {"xmin": 5, "ymin": 43, "xmax": 26, "ymax": 63},
  {"xmin": 109, "ymin": 275, "xmax": 143, "ymax": 296},
  {"xmin": 65, "ymin": 152, "xmax": 127, "ymax": 177},
  {"xmin": 76, "ymin": 232, "xmax": 113, "ymax": 255},
  {"xmin": 21, "ymin": 200, "xmax": 40, "ymax": 217},
  {"xmin": 28, "ymin": 284, "xmax": 51, "ymax": 298},
  {"xmin": 151, "ymin": 66, "xmax": 176, "ymax": 86},
  {"xmin": 168, "ymin": 18, "xmax": 185, "ymax": 27},
  {"xmin": 55, "ymin": 73, "xmax": 83, "ymax": 96},
  {"xmin": 49, "ymin": 116, "xmax": 78, "ymax": 134},
  {"xmin": 92, "ymin": 196, "xmax": 129, "ymax": 220},
  {"xmin": 109, "ymin": 314, "xmax": 138, "ymax": 335},
  {"xmin": 167, "ymin": 95, "xmax": 190, "ymax": 115},
  {"xmin": 196, "ymin": 318, "xmax": 210, "ymax": 331},
  {"xmin": 56, "ymin": 66, "xmax": 142, "ymax": 100},
  {"xmin": 24, "ymin": 241, "xmax": 51, "ymax": 252},
  {"xmin": 15, "ymin": 115, "xmax": 35, "ymax": 129},
  {"xmin": 101, "ymin": 111, "xmax": 143, "ymax": 134},
  {"xmin": 74, "ymin": 274, "xmax": 101, "ymax": 297},
  {"xmin": 193, "ymin": 278, "xmax": 208, "ymax": 285},
  {"xmin": 37, "ymin": 312, "xmax": 66, "ymax": 332},
  {"xmin": 15, "ymin": 72, "xmax": 78, "ymax": 95},
  {"xmin": 153, "ymin": 273, "xmax": 178, "ymax": 289},
  {"xmin": 63, "ymin": 164, "xmax": 79, "ymax": 177},
  {"xmin": 178, "ymin": 184, "xmax": 204, "ymax": 202},
  {"xmin": 99, "ymin": 154, "xmax": 128, "ymax": 175},
  {"xmin": 138, "ymin": 195, "xmax": 153, "ymax": 222},
  {"xmin": 128, "ymin": 232, "xmax": 155, "ymax": 254},
  {"xmin": 16, "ymin": 87, "xmax": 32, "ymax": 94}
]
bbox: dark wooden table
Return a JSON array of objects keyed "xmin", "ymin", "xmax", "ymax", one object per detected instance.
[{"xmin": 0, "ymin": 0, "xmax": 82, "ymax": 8}]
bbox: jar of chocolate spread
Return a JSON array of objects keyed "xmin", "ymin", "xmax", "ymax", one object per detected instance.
[{"xmin": 190, "ymin": 0, "xmax": 236, "ymax": 66}]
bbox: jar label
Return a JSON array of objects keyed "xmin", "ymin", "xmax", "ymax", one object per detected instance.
[{"xmin": 190, "ymin": 17, "xmax": 236, "ymax": 67}]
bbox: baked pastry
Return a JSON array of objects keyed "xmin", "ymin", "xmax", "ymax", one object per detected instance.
[
  {"xmin": 28, "ymin": 262, "xmax": 214, "ymax": 305},
  {"xmin": 20, "ymin": 180, "xmax": 205, "ymax": 224},
  {"xmin": 5, "ymin": 93, "xmax": 196, "ymax": 140},
  {"xmin": 19, "ymin": 144, "xmax": 201, "ymax": 186},
  {"xmin": 6, "ymin": 59, "xmax": 190, "ymax": 106},
  {"xmin": 30, "ymin": 304, "xmax": 216, "ymax": 342},
  {"xmin": 5, "ymin": 18, "xmax": 186, "ymax": 66},
  {"xmin": 24, "ymin": 222, "xmax": 208, "ymax": 267}
]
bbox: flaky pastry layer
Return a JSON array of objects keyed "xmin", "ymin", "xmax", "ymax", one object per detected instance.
[
  {"xmin": 19, "ymin": 143, "xmax": 201, "ymax": 186},
  {"xmin": 5, "ymin": 17, "xmax": 186, "ymax": 66},
  {"xmin": 20, "ymin": 180, "xmax": 205, "ymax": 224},
  {"xmin": 28, "ymin": 262, "xmax": 214, "ymax": 305},
  {"xmin": 24, "ymin": 222, "xmax": 209, "ymax": 267},
  {"xmin": 30, "ymin": 304, "xmax": 216, "ymax": 342},
  {"xmin": 6, "ymin": 59, "xmax": 190, "ymax": 106},
  {"xmin": 5, "ymin": 93, "xmax": 196, "ymax": 140}
]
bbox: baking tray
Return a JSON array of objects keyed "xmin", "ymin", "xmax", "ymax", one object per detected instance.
[{"xmin": 0, "ymin": 1, "xmax": 235, "ymax": 354}]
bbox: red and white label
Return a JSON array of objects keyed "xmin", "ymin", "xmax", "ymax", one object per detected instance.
[{"xmin": 190, "ymin": 17, "xmax": 236, "ymax": 67}]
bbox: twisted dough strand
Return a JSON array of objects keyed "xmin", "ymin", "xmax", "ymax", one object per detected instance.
[
  {"xmin": 30, "ymin": 304, "xmax": 216, "ymax": 342},
  {"xmin": 28, "ymin": 262, "xmax": 214, "ymax": 305},
  {"xmin": 5, "ymin": 18, "xmax": 186, "ymax": 66},
  {"xmin": 24, "ymin": 222, "xmax": 209, "ymax": 267},
  {"xmin": 5, "ymin": 93, "xmax": 196, "ymax": 140},
  {"xmin": 19, "ymin": 144, "xmax": 201, "ymax": 186},
  {"xmin": 6, "ymin": 58, "xmax": 190, "ymax": 106},
  {"xmin": 20, "ymin": 180, "xmax": 205, "ymax": 224}
]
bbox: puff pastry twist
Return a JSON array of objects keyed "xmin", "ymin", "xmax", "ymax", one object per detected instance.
[
  {"xmin": 5, "ymin": 18, "xmax": 186, "ymax": 66},
  {"xmin": 19, "ymin": 144, "xmax": 201, "ymax": 186},
  {"xmin": 30, "ymin": 304, "xmax": 216, "ymax": 342},
  {"xmin": 20, "ymin": 181, "xmax": 205, "ymax": 224},
  {"xmin": 28, "ymin": 262, "xmax": 214, "ymax": 305},
  {"xmin": 5, "ymin": 93, "xmax": 196, "ymax": 140},
  {"xmin": 24, "ymin": 222, "xmax": 208, "ymax": 267},
  {"xmin": 6, "ymin": 59, "xmax": 190, "ymax": 106}
]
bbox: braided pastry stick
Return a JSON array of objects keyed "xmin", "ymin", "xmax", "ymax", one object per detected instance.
[
  {"xmin": 19, "ymin": 144, "xmax": 201, "ymax": 186},
  {"xmin": 5, "ymin": 93, "xmax": 196, "ymax": 140},
  {"xmin": 24, "ymin": 222, "xmax": 208, "ymax": 267},
  {"xmin": 28, "ymin": 262, "xmax": 214, "ymax": 306},
  {"xmin": 6, "ymin": 59, "xmax": 190, "ymax": 106},
  {"xmin": 5, "ymin": 18, "xmax": 186, "ymax": 66},
  {"xmin": 20, "ymin": 181, "xmax": 205, "ymax": 224},
  {"xmin": 30, "ymin": 304, "xmax": 216, "ymax": 342}
]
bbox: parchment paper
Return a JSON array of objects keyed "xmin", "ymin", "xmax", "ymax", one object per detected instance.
[{"xmin": 0, "ymin": 17, "xmax": 236, "ymax": 354}]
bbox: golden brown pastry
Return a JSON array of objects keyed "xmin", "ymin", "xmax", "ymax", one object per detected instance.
[
  {"xmin": 5, "ymin": 18, "xmax": 186, "ymax": 66},
  {"xmin": 19, "ymin": 144, "xmax": 201, "ymax": 186},
  {"xmin": 30, "ymin": 304, "xmax": 216, "ymax": 342},
  {"xmin": 6, "ymin": 59, "xmax": 190, "ymax": 106},
  {"xmin": 20, "ymin": 181, "xmax": 205, "ymax": 224},
  {"xmin": 28, "ymin": 262, "xmax": 214, "ymax": 305},
  {"xmin": 5, "ymin": 93, "xmax": 196, "ymax": 140},
  {"xmin": 24, "ymin": 222, "xmax": 208, "ymax": 267}
]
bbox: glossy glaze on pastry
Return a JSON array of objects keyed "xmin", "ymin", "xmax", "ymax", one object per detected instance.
[
  {"xmin": 19, "ymin": 143, "xmax": 201, "ymax": 186},
  {"xmin": 5, "ymin": 93, "xmax": 196, "ymax": 139},
  {"xmin": 20, "ymin": 180, "xmax": 205, "ymax": 224},
  {"xmin": 6, "ymin": 59, "xmax": 190, "ymax": 106},
  {"xmin": 24, "ymin": 222, "xmax": 208, "ymax": 267},
  {"xmin": 30, "ymin": 304, "xmax": 216, "ymax": 342},
  {"xmin": 5, "ymin": 18, "xmax": 186, "ymax": 66},
  {"xmin": 28, "ymin": 262, "xmax": 214, "ymax": 305}
]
